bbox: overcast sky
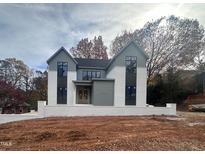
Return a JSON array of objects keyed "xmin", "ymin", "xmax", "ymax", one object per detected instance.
[{"xmin": 1, "ymin": 3, "xmax": 205, "ymax": 70}]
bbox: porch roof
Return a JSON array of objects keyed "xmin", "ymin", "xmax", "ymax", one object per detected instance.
[
  {"xmin": 72, "ymin": 80, "xmax": 92, "ymax": 86},
  {"xmin": 73, "ymin": 78, "xmax": 115, "ymax": 86}
]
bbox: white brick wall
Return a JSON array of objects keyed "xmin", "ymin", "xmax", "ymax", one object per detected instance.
[{"xmin": 40, "ymin": 102, "xmax": 176, "ymax": 117}]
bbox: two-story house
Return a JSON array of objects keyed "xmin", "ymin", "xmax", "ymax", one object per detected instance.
[
  {"xmin": 47, "ymin": 41, "xmax": 148, "ymax": 107},
  {"xmin": 41, "ymin": 41, "xmax": 176, "ymax": 116}
]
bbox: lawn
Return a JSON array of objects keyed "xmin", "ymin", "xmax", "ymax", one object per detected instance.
[{"xmin": 0, "ymin": 111, "xmax": 205, "ymax": 150}]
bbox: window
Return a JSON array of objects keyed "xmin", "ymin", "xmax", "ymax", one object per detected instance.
[
  {"xmin": 57, "ymin": 62, "xmax": 68, "ymax": 104},
  {"xmin": 92, "ymin": 72, "xmax": 96, "ymax": 78},
  {"xmin": 88, "ymin": 71, "xmax": 92, "ymax": 80},
  {"xmin": 125, "ymin": 56, "xmax": 137, "ymax": 105},
  {"xmin": 82, "ymin": 71, "xmax": 101, "ymax": 80},
  {"xmin": 82, "ymin": 71, "xmax": 87, "ymax": 80},
  {"xmin": 96, "ymin": 72, "xmax": 101, "ymax": 78},
  {"xmin": 126, "ymin": 86, "xmax": 136, "ymax": 97},
  {"xmin": 57, "ymin": 87, "xmax": 67, "ymax": 104},
  {"xmin": 57, "ymin": 62, "xmax": 68, "ymax": 77}
]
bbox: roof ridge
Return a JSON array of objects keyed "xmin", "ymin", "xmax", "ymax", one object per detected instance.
[
  {"xmin": 47, "ymin": 46, "xmax": 77, "ymax": 64},
  {"xmin": 74, "ymin": 57, "xmax": 111, "ymax": 60},
  {"xmin": 75, "ymin": 57, "xmax": 110, "ymax": 69}
]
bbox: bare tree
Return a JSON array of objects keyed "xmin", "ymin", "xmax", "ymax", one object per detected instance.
[
  {"xmin": 194, "ymin": 36, "xmax": 205, "ymax": 71},
  {"xmin": 0, "ymin": 58, "xmax": 33, "ymax": 90},
  {"xmin": 110, "ymin": 16, "xmax": 205, "ymax": 82},
  {"xmin": 70, "ymin": 38, "xmax": 93, "ymax": 58},
  {"xmin": 32, "ymin": 70, "xmax": 47, "ymax": 100},
  {"xmin": 70, "ymin": 36, "xmax": 108, "ymax": 59},
  {"xmin": 92, "ymin": 36, "xmax": 108, "ymax": 59},
  {"xmin": 110, "ymin": 30, "xmax": 134, "ymax": 56}
]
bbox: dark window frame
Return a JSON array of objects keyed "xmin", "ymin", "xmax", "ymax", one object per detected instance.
[
  {"xmin": 125, "ymin": 56, "xmax": 137, "ymax": 105},
  {"xmin": 57, "ymin": 61, "xmax": 68, "ymax": 104},
  {"xmin": 57, "ymin": 87, "xmax": 67, "ymax": 104},
  {"xmin": 57, "ymin": 62, "xmax": 68, "ymax": 77},
  {"xmin": 82, "ymin": 71, "xmax": 101, "ymax": 80}
]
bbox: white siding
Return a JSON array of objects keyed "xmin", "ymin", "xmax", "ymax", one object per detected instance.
[
  {"xmin": 48, "ymin": 71, "xmax": 57, "ymax": 106},
  {"xmin": 48, "ymin": 70, "xmax": 76, "ymax": 106},
  {"xmin": 106, "ymin": 66, "xmax": 126, "ymax": 106},
  {"xmin": 107, "ymin": 66, "xmax": 147, "ymax": 107},
  {"xmin": 67, "ymin": 71, "xmax": 77, "ymax": 105},
  {"xmin": 136, "ymin": 67, "xmax": 147, "ymax": 107}
]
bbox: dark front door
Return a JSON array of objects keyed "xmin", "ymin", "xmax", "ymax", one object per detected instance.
[{"xmin": 77, "ymin": 86, "xmax": 90, "ymax": 104}]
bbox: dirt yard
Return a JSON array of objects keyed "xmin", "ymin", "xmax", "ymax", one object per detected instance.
[{"xmin": 0, "ymin": 111, "xmax": 205, "ymax": 150}]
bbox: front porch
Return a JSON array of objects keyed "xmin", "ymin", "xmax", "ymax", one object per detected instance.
[
  {"xmin": 73, "ymin": 79, "xmax": 115, "ymax": 106},
  {"xmin": 73, "ymin": 80, "xmax": 92, "ymax": 105}
]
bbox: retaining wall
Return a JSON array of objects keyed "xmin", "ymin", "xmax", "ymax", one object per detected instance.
[
  {"xmin": 39, "ymin": 101, "xmax": 176, "ymax": 117},
  {"xmin": 0, "ymin": 101, "xmax": 176, "ymax": 124}
]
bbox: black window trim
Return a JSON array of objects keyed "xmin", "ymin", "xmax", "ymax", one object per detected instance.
[
  {"xmin": 57, "ymin": 87, "xmax": 67, "ymax": 104},
  {"xmin": 57, "ymin": 61, "xmax": 68, "ymax": 104},
  {"xmin": 82, "ymin": 70, "xmax": 101, "ymax": 80},
  {"xmin": 125, "ymin": 56, "xmax": 137, "ymax": 106},
  {"xmin": 57, "ymin": 61, "xmax": 68, "ymax": 77}
]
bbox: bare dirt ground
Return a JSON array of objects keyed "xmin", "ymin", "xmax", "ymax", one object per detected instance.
[{"xmin": 0, "ymin": 111, "xmax": 205, "ymax": 151}]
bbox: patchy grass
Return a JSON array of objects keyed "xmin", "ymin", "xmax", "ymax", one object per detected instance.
[{"xmin": 0, "ymin": 112, "xmax": 205, "ymax": 150}]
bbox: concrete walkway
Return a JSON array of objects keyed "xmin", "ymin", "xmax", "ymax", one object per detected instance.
[{"xmin": 0, "ymin": 112, "xmax": 43, "ymax": 124}]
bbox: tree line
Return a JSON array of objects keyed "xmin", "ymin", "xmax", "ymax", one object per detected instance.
[
  {"xmin": 0, "ymin": 58, "xmax": 47, "ymax": 111},
  {"xmin": 1, "ymin": 15, "xmax": 205, "ymax": 111}
]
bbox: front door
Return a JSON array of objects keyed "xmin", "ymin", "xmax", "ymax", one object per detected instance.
[{"xmin": 77, "ymin": 86, "xmax": 90, "ymax": 104}]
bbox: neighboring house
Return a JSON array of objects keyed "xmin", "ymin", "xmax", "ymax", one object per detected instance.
[
  {"xmin": 42, "ymin": 41, "xmax": 176, "ymax": 116},
  {"xmin": 47, "ymin": 41, "xmax": 148, "ymax": 107}
]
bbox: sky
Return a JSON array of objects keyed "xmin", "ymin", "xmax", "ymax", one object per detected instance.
[{"xmin": 1, "ymin": 3, "xmax": 205, "ymax": 70}]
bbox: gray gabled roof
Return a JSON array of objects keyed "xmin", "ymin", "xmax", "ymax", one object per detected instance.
[
  {"xmin": 47, "ymin": 47, "xmax": 77, "ymax": 64},
  {"xmin": 106, "ymin": 40, "xmax": 149, "ymax": 69},
  {"xmin": 74, "ymin": 58, "xmax": 111, "ymax": 69}
]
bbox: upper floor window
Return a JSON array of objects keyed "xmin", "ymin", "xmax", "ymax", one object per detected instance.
[
  {"xmin": 125, "ymin": 56, "xmax": 137, "ymax": 73},
  {"xmin": 57, "ymin": 62, "xmax": 68, "ymax": 77},
  {"xmin": 82, "ymin": 71, "xmax": 101, "ymax": 80},
  {"xmin": 125, "ymin": 56, "xmax": 137, "ymax": 105}
]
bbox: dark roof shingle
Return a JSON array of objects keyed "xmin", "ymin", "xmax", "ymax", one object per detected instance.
[{"xmin": 74, "ymin": 58, "xmax": 111, "ymax": 68}]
